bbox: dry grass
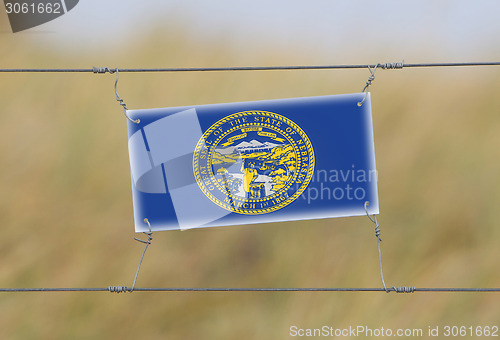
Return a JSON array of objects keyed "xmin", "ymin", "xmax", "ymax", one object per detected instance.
[{"xmin": 0, "ymin": 19, "xmax": 499, "ymax": 339}]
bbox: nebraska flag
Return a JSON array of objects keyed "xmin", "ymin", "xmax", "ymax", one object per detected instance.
[{"xmin": 126, "ymin": 93, "xmax": 379, "ymax": 232}]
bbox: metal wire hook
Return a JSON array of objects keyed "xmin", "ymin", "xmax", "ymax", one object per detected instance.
[
  {"xmin": 357, "ymin": 64, "xmax": 379, "ymax": 107},
  {"xmin": 134, "ymin": 218, "xmax": 153, "ymax": 244},
  {"xmin": 108, "ymin": 218, "xmax": 153, "ymax": 294},
  {"xmin": 364, "ymin": 201, "xmax": 415, "ymax": 294},
  {"xmin": 364, "ymin": 201, "xmax": 389, "ymax": 292},
  {"xmin": 114, "ymin": 68, "xmax": 140, "ymax": 124},
  {"xmin": 92, "ymin": 67, "xmax": 140, "ymax": 124},
  {"xmin": 129, "ymin": 218, "xmax": 153, "ymax": 292},
  {"xmin": 364, "ymin": 201, "xmax": 380, "ymax": 239}
]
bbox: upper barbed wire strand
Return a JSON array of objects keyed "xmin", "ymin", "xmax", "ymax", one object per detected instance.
[{"xmin": 0, "ymin": 61, "xmax": 500, "ymax": 73}]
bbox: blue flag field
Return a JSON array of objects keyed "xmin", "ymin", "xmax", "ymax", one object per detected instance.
[{"xmin": 127, "ymin": 93, "xmax": 379, "ymax": 232}]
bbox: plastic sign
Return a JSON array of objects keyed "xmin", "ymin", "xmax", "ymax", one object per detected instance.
[{"xmin": 127, "ymin": 93, "xmax": 379, "ymax": 232}]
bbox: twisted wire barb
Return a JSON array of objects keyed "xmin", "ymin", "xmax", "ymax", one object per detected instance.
[
  {"xmin": 92, "ymin": 67, "xmax": 114, "ymax": 74},
  {"xmin": 108, "ymin": 286, "xmax": 128, "ymax": 294},
  {"xmin": 380, "ymin": 61, "xmax": 404, "ymax": 69}
]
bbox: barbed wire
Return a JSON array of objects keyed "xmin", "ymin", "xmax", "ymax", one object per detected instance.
[
  {"xmin": 0, "ymin": 287, "xmax": 499, "ymax": 293},
  {"xmin": 0, "ymin": 61, "xmax": 499, "ymax": 73}
]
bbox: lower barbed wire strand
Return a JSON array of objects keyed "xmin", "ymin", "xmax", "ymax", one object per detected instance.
[{"xmin": 1, "ymin": 287, "xmax": 500, "ymax": 293}]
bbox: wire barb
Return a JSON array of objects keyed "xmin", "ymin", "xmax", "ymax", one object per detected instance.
[
  {"xmin": 380, "ymin": 60, "xmax": 405, "ymax": 70},
  {"xmin": 108, "ymin": 286, "xmax": 129, "ymax": 293},
  {"xmin": 391, "ymin": 286, "xmax": 415, "ymax": 293},
  {"xmin": 92, "ymin": 67, "xmax": 115, "ymax": 74}
]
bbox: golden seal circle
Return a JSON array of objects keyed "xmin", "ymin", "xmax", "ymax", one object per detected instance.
[{"xmin": 193, "ymin": 111, "xmax": 315, "ymax": 215}]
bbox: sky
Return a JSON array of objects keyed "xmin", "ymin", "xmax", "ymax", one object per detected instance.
[{"xmin": 1, "ymin": 0, "xmax": 500, "ymax": 62}]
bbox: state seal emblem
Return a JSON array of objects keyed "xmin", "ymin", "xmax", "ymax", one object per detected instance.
[{"xmin": 193, "ymin": 110, "xmax": 315, "ymax": 214}]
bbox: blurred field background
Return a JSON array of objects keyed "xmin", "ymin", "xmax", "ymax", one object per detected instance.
[{"xmin": 1, "ymin": 2, "xmax": 500, "ymax": 339}]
